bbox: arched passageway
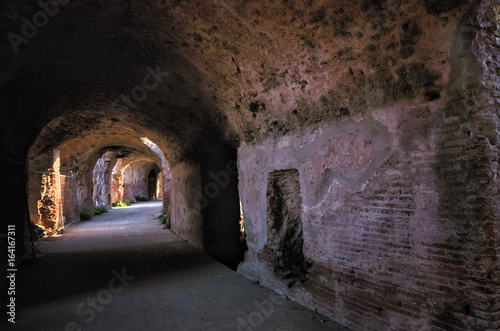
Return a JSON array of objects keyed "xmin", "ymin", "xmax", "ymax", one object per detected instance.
[
  {"xmin": 23, "ymin": 108, "xmax": 245, "ymax": 269},
  {"xmin": 12, "ymin": 201, "xmax": 345, "ymax": 330},
  {"xmin": 147, "ymin": 168, "xmax": 158, "ymax": 200},
  {"xmin": 1, "ymin": 0, "xmax": 500, "ymax": 329}
]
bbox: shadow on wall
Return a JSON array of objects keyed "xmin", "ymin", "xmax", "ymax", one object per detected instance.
[{"xmin": 266, "ymin": 169, "xmax": 310, "ymax": 288}]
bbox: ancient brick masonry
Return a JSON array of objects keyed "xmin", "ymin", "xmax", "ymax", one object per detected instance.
[
  {"xmin": 265, "ymin": 169, "xmax": 309, "ymax": 287},
  {"xmin": 93, "ymin": 152, "xmax": 117, "ymax": 209},
  {"xmin": 2, "ymin": 0, "xmax": 500, "ymax": 330},
  {"xmin": 37, "ymin": 174, "xmax": 59, "ymax": 231},
  {"xmin": 27, "ymin": 149, "xmax": 65, "ymax": 235},
  {"xmin": 238, "ymin": 2, "xmax": 500, "ymax": 329},
  {"xmin": 112, "ymin": 159, "xmax": 124, "ymax": 203},
  {"xmin": 238, "ymin": 112, "xmax": 500, "ymax": 330},
  {"xmin": 60, "ymin": 174, "xmax": 79, "ymax": 224}
]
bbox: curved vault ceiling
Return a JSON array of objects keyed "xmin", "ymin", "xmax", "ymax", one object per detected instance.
[
  {"xmin": 0, "ymin": 0, "xmax": 471, "ymax": 162},
  {"xmin": 28, "ymin": 110, "xmax": 167, "ymax": 166}
]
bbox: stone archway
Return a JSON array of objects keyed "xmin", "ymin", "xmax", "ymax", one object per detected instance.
[
  {"xmin": 4, "ymin": 1, "xmax": 500, "ymax": 329},
  {"xmin": 147, "ymin": 168, "xmax": 157, "ymax": 200}
]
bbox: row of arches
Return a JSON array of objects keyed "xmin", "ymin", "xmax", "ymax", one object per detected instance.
[
  {"xmin": 92, "ymin": 151, "xmax": 165, "ymax": 210},
  {"xmin": 27, "ymin": 139, "xmax": 168, "ymax": 236},
  {"xmin": 22, "ymin": 110, "xmax": 246, "ymax": 269},
  {"xmin": 2, "ymin": 0, "xmax": 497, "ymax": 328}
]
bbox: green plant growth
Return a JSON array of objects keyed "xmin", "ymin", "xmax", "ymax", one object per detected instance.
[
  {"xmin": 112, "ymin": 200, "xmax": 131, "ymax": 207},
  {"xmin": 94, "ymin": 207, "xmax": 108, "ymax": 215},
  {"xmin": 79, "ymin": 211, "xmax": 92, "ymax": 221},
  {"xmin": 491, "ymin": 6, "xmax": 500, "ymax": 36},
  {"xmin": 134, "ymin": 195, "xmax": 149, "ymax": 201},
  {"xmin": 158, "ymin": 212, "xmax": 171, "ymax": 229}
]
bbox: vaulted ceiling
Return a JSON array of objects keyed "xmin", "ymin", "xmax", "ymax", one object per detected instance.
[{"xmin": 0, "ymin": 0, "xmax": 470, "ymax": 163}]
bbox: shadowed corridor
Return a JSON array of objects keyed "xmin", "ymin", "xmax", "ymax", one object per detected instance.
[{"xmin": 2, "ymin": 201, "xmax": 349, "ymax": 331}]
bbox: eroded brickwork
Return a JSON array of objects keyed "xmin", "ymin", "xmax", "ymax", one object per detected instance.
[
  {"xmin": 235, "ymin": 2, "xmax": 500, "ymax": 329},
  {"xmin": 37, "ymin": 173, "xmax": 60, "ymax": 231},
  {"xmin": 265, "ymin": 169, "xmax": 309, "ymax": 287},
  {"xmin": 238, "ymin": 108, "xmax": 499, "ymax": 329},
  {"xmin": 61, "ymin": 175, "xmax": 79, "ymax": 224},
  {"xmin": 3, "ymin": 0, "xmax": 499, "ymax": 329},
  {"xmin": 112, "ymin": 159, "xmax": 124, "ymax": 203},
  {"xmin": 27, "ymin": 149, "xmax": 65, "ymax": 234}
]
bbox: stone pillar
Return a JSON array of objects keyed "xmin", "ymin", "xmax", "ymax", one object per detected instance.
[
  {"xmin": 76, "ymin": 155, "xmax": 99, "ymax": 215},
  {"xmin": 28, "ymin": 148, "xmax": 64, "ymax": 234},
  {"xmin": 111, "ymin": 158, "xmax": 124, "ymax": 203},
  {"xmin": 122, "ymin": 164, "xmax": 135, "ymax": 202},
  {"xmin": 93, "ymin": 152, "xmax": 117, "ymax": 209},
  {"xmin": 170, "ymin": 161, "xmax": 203, "ymax": 250}
]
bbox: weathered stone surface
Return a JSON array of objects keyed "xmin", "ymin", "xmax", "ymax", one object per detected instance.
[
  {"xmin": 37, "ymin": 174, "xmax": 59, "ymax": 231},
  {"xmin": 171, "ymin": 162, "xmax": 204, "ymax": 251},
  {"xmin": 60, "ymin": 174, "xmax": 79, "ymax": 224},
  {"xmin": 93, "ymin": 151, "xmax": 117, "ymax": 209},
  {"xmin": 112, "ymin": 158, "xmax": 124, "ymax": 203},
  {"xmin": 265, "ymin": 169, "xmax": 309, "ymax": 287},
  {"xmin": 1, "ymin": 0, "xmax": 500, "ymax": 329}
]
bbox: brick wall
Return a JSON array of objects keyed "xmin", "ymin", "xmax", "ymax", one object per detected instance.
[
  {"xmin": 171, "ymin": 162, "xmax": 204, "ymax": 250},
  {"xmin": 60, "ymin": 175, "xmax": 79, "ymax": 224},
  {"xmin": 235, "ymin": 2, "xmax": 500, "ymax": 330},
  {"xmin": 237, "ymin": 108, "xmax": 499, "ymax": 329},
  {"xmin": 111, "ymin": 158, "xmax": 123, "ymax": 203}
]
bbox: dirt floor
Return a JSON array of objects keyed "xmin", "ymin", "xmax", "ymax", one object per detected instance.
[{"xmin": 3, "ymin": 201, "xmax": 349, "ymax": 331}]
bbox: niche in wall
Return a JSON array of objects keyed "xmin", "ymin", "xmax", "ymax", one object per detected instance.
[
  {"xmin": 266, "ymin": 169, "xmax": 310, "ymax": 287},
  {"xmin": 148, "ymin": 168, "xmax": 157, "ymax": 200}
]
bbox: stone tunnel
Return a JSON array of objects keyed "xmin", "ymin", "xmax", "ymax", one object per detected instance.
[{"xmin": 1, "ymin": 0, "xmax": 500, "ymax": 329}]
